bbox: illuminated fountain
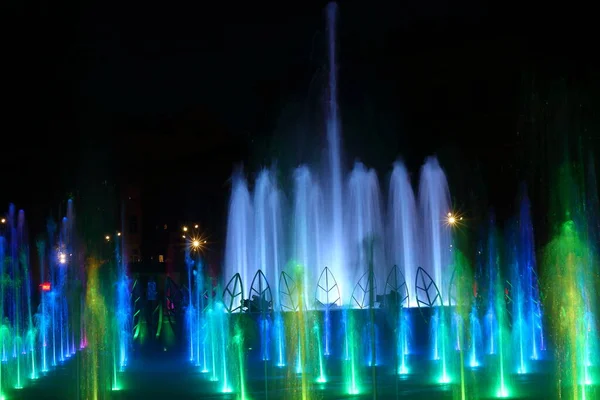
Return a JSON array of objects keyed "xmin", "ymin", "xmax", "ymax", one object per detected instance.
[
  {"xmin": 387, "ymin": 162, "xmax": 418, "ymax": 307},
  {"xmin": 449, "ymin": 247, "xmax": 474, "ymax": 400},
  {"xmin": 212, "ymin": 0, "xmax": 588, "ymax": 395},
  {"xmin": 507, "ymin": 188, "xmax": 545, "ymax": 376},
  {"xmin": 114, "ymin": 228, "xmax": 131, "ymax": 374},
  {"xmin": 81, "ymin": 257, "xmax": 112, "ymax": 399},
  {"xmin": 218, "ymin": 2, "xmax": 456, "ymax": 399},
  {"xmin": 491, "ymin": 241, "xmax": 511, "ymax": 398},
  {"xmin": 20, "ymin": 2, "xmax": 584, "ymax": 400},
  {"xmin": 541, "ymin": 163, "xmax": 599, "ymax": 400},
  {"xmin": 47, "ymin": 200, "xmax": 83, "ymax": 366},
  {"xmin": 0, "ymin": 206, "xmax": 36, "ymax": 392},
  {"xmin": 542, "ymin": 220, "xmax": 595, "ymax": 399},
  {"xmin": 0, "ymin": 200, "xmax": 90, "ymax": 400}
]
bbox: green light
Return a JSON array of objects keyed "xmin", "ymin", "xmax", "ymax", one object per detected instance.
[
  {"xmin": 233, "ymin": 327, "xmax": 248, "ymax": 400},
  {"xmin": 347, "ymin": 386, "xmax": 360, "ymax": 395},
  {"xmin": 496, "ymin": 385, "xmax": 509, "ymax": 398},
  {"xmin": 343, "ymin": 310, "xmax": 361, "ymax": 396},
  {"xmin": 295, "ymin": 345, "xmax": 302, "ymax": 374},
  {"xmin": 314, "ymin": 321, "xmax": 327, "ymax": 385}
]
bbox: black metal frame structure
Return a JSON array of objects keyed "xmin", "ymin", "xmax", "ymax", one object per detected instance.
[
  {"xmin": 222, "ymin": 273, "xmax": 244, "ymax": 313},
  {"xmin": 315, "ymin": 267, "xmax": 341, "ymax": 309}
]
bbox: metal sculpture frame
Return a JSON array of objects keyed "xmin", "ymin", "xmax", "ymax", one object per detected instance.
[
  {"xmin": 279, "ymin": 271, "xmax": 298, "ymax": 312},
  {"xmin": 201, "ymin": 286, "xmax": 210, "ymax": 313},
  {"xmin": 351, "ymin": 270, "xmax": 377, "ymax": 309},
  {"xmin": 315, "ymin": 267, "xmax": 341, "ymax": 309},
  {"xmin": 222, "ymin": 273, "xmax": 244, "ymax": 313},
  {"xmin": 248, "ymin": 269, "xmax": 273, "ymax": 313},
  {"xmin": 164, "ymin": 276, "xmax": 185, "ymax": 337},
  {"xmin": 383, "ymin": 265, "xmax": 409, "ymax": 310},
  {"xmin": 415, "ymin": 266, "xmax": 442, "ymax": 309},
  {"xmin": 201, "ymin": 277, "xmax": 216, "ymax": 313},
  {"xmin": 131, "ymin": 279, "xmax": 142, "ymax": 340}
]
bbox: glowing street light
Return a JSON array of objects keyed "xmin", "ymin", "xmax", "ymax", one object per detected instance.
[
  {"xmin": 117, "ymin": 232, "xmax": 121, "ymax": 236},
  {"xmin": 194, "ymin": 224, "xmax": 199, "ymax": 229},
  {"xmin": 105, "ymin": 235, "xmax": 110, "ymax": 241},
  {"xmin": 446, "ymin": 212, "xmax": 463, "ymax": 227},
  {"xmin": 188, "ymin": 235, "xmax": 208, "ymax": 253},
  {"xmin": 58, "ymin": 252, "xmax": 67, "ymax": 265},
  {"xmin": 447, "ymin": 212, "xmax": 456, "ymax": 225},
  {"xmin": 1, "ymin": 218, "xmax": 5, "ymax": 224},
  {"xmin": 183, "ymin": 226, "xmax": 188, "ymax": 232}
]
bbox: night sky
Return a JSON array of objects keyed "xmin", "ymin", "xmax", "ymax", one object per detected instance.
[{"xmin": 3, "ymin": 2, "xmax": 598, "ymax": 254}]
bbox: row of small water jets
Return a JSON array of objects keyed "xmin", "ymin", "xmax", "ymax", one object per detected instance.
[
  {"xmin": 0, "ymin": 200, "xmax": 132, "ymax": 399},
  {"xmin": 0, "ymin": 202, "xmax": 84, "ymax": 399},
  {"xmin": 188, "ymin": 189, "xmax": 599, "ymax": 399},
  {"xmin": 224, "ymin": 158, "xmax": 452, "ymax": 310}
]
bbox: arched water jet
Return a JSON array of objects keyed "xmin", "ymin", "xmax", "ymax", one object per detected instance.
[
  {"xmin": 418, "ymin": 157, "xmax": 452, "ymax": 303},
  {"xmin": 388, "ymin": 162, "xmax": 419, "ymax": 308},
  {"xmin": 346, "ymin": 163, "xmax": 385, "ymax": 295},
  {"xmin": 224, "ymin": 174, "xmax": 253, "ymax": 298},
  {"xmin": 292, "ymin": 166, "xmax": 325, "ymax": 307}
]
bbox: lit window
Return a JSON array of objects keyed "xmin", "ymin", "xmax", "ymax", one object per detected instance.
[{"xmin": 158, "ymin": 255, "xmax": 164, "ymax": 263}]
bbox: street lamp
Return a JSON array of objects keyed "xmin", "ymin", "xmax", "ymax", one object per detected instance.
[
  {"xmin": 446, "ymin": 212, "xmax": 463, "ymax": 227},
  {"xmin": 447, "ymin": 212, "xmax": 456, "ymax": 225},
  {"xmin": 183, "ymin": 226, "xmax": 188, "ymax": 232}
]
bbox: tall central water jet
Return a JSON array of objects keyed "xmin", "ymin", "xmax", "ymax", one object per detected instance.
[{"xmin": 325, "ymin": 2, "xmax": 346, "ymax": 301}]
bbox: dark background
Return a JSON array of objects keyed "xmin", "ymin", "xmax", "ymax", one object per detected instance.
[{"xmin": 2, "ymin": 2, "xmax": 599, "ymax": 258}]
